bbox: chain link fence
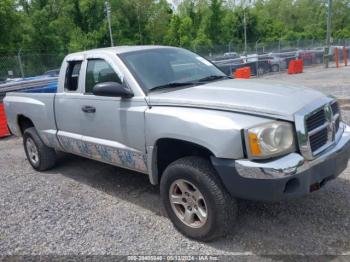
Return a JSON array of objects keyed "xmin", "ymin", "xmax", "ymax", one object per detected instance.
[
  {"xmin": 0, "ymin": 39, "xmax": 349, "ymax": 82},
  {"xmin": 194, "ymin": 39, "xmax": 350, "ymax": 57},
  {"xmin": 0, "ymin": 55, "xmax": 23, "ymax": 81},
  {"xmin": 194, "ymin": 39, "xmax": 350, "ymax": 77},
  {"xmin": 0, "ymin": 52, "xmax": 65, "ymax": 82}
]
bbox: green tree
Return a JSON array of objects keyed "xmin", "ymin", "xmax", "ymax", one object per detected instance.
[
  {"xmin": 2, "ymin": 0, "xmax": 350, "ymax": 58},
  {"xmin": 165, "ymin": 15, "xmax": 182, "ymax": 46},
  {"xmin": 0, "ymin": 0, "xmax": 25, "ymax": 52},
  {"xmin": 207, "ymin": 0, "xmax": 224, "ymax": 45},
  {"xmin": 146, "ymin": 0, "xmax": 173, "ymax": 44},
  {"xmin": 179, "ymin": 16, "xmax": 194, "ymax": 48}
]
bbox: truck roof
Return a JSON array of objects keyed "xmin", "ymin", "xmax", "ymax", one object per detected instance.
[{"xmin": 66, "ymin": 45, "xmax": 176, "ymax": 59}]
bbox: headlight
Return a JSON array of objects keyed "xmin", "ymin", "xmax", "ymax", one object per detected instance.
[{"xmin": 245, "ymin": 121, "xmax": 295, "ymax": 159}]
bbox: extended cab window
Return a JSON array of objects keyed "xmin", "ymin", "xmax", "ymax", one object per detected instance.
[
  {"xmin": 85, "ymin": 59, "xmax": 122, "ymax": 94},
  {"xmin": 65, "ymin": 61, "xmax": 82, "ymax": 91}
]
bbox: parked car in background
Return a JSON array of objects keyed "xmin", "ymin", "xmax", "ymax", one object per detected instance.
[
  {"xmin": 223, "ymin": 52, "xmax": 239, "ymax": 58},
  {"xmin": 211, "ymin": 52, "xmax": 241, "ymax": 63},
  {"xmin": 329, "ymin": 45, "xmax": 348, "ymax": 61},
  {"xmin": 211, "ymin": 53, "xmax": 245, "ymax": 76},
  {"xmin": 273, "ymin": 49, "xmax": 298, "ymax": 68},
  {"xmin": 266, "ymin": 53, "xmax": 288, "ymax": 72},
  {"xmin": 311, "ymin": 48, "xmax": 324, "ymax": 64},
  {"xmin": 42, "ymin": 69, "xmax": 60, "ymax": 77},
  {"xmin": 297, "ymin": 50, "xmax": 314, "ymax": 65},
  {"xmin": 242, "ymin": 54, "xmax": 271, "ymax": 76},
  {"xmin": 296, "ymin": 49, "xmax": 323, "ymax": 65},
  {"xmin": 346, "ymin": 46, "xmax": 350, "ymax": 62}
]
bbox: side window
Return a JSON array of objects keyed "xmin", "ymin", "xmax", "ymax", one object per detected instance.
[
  {"xmin": 65, "ymin": 61, "xmax": 82, "ymax": 91},
  {"xmin": 85, "ymin": 59, "xmax": 122, "ymax": 94}
]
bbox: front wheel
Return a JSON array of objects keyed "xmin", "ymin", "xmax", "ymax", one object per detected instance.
[{"xmin": 160, "ymin": 156, "xmax": 238, "ymax": 241}]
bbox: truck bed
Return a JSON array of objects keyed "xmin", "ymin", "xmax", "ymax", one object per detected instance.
[
  {"xmin": 0, "ymin": 77, "xmax": 58, "ymax": 103},
  {"xmin": 4, "ymin": 92, "xmax": 59, "ymax": 149}
]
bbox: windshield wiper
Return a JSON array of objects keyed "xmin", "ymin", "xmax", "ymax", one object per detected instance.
[
  {"xmin": 150, "ymin": 82, "xmax": 196, "ymax": 92},
  {"xmin": 149, "ymin": 76, "xmax": 230, "ymax": 92},
  {"xmin": 196, "ymin": 75, "xmax": 231, "ymax": 83}
]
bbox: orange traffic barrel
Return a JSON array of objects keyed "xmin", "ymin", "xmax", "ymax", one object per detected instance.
[
  {"xmin": 288, "ymin": 60, "xmax": 296, "ymax": 74},
  {"xmin": 296, "ymin": 59, "xmax": 304, "ymax": 73},
  {"xmin": 234, "ymin": 67, "xmax": 251, "ymax": 79},
  {"xmin": 0, "ymin": 103, "xmax": 10, "ymax": 138}
]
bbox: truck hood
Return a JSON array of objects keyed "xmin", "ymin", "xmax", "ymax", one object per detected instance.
[{"xmin": 148, "ymin": 79, "xmax": 327, "ymax": 121}]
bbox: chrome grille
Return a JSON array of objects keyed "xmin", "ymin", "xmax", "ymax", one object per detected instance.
[
  {"xmin": 306, "ymin": 109, "xmax": 326, "ymax": 131},
  {"xmin": 309, "ymin": 128, "xmax": 328, "ymax": 152},
  {"xmin": 331, "ymin": 102, "xmax": 340, "ymax": 115},
  {"xmin": 331, "ymin": 102, "xmax": 340, "ymax": 132},
  {"xmin": 335, "ymin": 117, "xmax": 340, "ymax": 132},
  {"xmin": 296, "ymin": 99, "xmax": 342, "ymax": 160},
  {"xmin": 306, "ymin": 108, "xmax": 328, "ymax": 152}
]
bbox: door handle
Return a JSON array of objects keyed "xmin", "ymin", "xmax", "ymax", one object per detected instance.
[{"xmin": 81, "ymin": 105, "xmax": 96, "ymax": 113}]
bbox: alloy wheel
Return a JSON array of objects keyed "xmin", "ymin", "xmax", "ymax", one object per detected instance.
[{"xmin": 169, "ymin": 179, "xmax": 208, "ymax": 228}]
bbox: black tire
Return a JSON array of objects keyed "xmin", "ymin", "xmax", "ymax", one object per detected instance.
[
  {"xmin": 7, "ymin": 125, "xmax": 12, "ymax": 135},
  {"xmin": 23, "ymin": 127, "xmax": 56, "ymax": 171},
  {"xmin": 315, "ymin": 57, "xmax": 322, "ymax": 64},
  {"xmin": 271, "ymin": 64, "xmax": 279, "ymax": 72},
  {"xmin": 257, "ymin": 66, "xmax": 265, "ymax": 76},
  {"xmin": 160, "ymin": 156, "xmax": 238, "ymax": 241}
]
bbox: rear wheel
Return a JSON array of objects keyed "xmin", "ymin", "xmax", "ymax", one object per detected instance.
[
  {"xmin": 160, "ymin": 156, "xmax": 238, "ymax": 241},
  {"xmin": 315, "ymin": 56, "xmax": 322, "ymax": 64},
  {"xmin": 257, "ymin": 66, "xmax": 265, "ymax": 76},
  {"xmin": 23, "ymin": 127, "xmax": 57, "ymax": 171},
  {"xmin": 271, "ymin": 64, "xmax": 279, "ymax": 72}
]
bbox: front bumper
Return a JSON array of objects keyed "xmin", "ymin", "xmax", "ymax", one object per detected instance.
[{"xmin": 211, "ymin": 124, "xmax": 350, "ymax": 202}]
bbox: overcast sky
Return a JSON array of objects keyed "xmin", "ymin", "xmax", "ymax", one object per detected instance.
[{"xmin": 167, "ymin": 0, "xmax": 180, "ymax": 9}]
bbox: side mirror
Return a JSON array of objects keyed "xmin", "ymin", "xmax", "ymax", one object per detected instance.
[{"xmin": 92, "ymin": 82, "xmax": 134, "ymax": 98}]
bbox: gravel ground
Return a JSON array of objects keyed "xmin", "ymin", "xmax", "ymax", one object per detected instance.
[
  {"xmin": 264, "ymin": 65, "xmax": 350, "ymax": 100},
  {"xmin": 1, "ymin": 68, "xmax": 350, "ymax": 259},
  {"xmin": 2, "ymin": 138, "xmax": 350, "ymax": 259}
]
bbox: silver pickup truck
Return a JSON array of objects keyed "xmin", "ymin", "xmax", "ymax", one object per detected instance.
[{"xmin": 4, "ymin": 46, "xmax": 350, "ymax": 241}]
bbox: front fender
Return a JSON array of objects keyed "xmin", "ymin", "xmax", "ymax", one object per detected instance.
[{"xmin": 145, "ymin": 106, "xmax": 273, "ymax": 183}]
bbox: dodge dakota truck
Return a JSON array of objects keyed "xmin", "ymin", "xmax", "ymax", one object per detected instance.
[{"xmin": 4, "ymin": 46, "xmax": 350, "ymax": 241}]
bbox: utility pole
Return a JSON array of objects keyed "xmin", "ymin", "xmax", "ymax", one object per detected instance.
[
  {"xmin": 137, "ymin": 4, "xmax": 142, "ymax": 44},
  {"xmin": 17, "ymin": 48, "xmax": 24, "ymax": 78},
  {"xmin": 325, "ymin": 0, "xmax": 332, "ymax": 68},
  {"xmin": 255, "ymin": 39, "xmax": 260, "ymax": 54},
  {"xmin": 278, "ymin": 39, "xmax": 281, "ymax": 52},
  {"xmin": 242, "ymin": 0, "xmax": 250, "ymax": 55},
  {"xmin": 243, "ymin": 11, "xmax": 247, "ymax": 55},
  {"xmin": 105, "ymin": 1, "xmax": 114, "ymax": 47}
]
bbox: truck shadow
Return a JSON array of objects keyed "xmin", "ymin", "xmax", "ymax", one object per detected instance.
[
  {"xmin": 51, "ymin": 153, "xmax": 162, "ymax": 215},
  {"xmin": 51, "ymin": 153, "xmax": 350, "ymax": 256},
  {"xmin": 209, "ymin": 187, "xmax": 350, "ymax": 257}
]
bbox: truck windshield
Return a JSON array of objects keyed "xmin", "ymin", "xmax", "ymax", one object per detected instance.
[{"xmin": 119, "ymin": 48, "xmax": 227, "ymax": 92}]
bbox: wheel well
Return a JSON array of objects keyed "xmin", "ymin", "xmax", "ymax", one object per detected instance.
[
  {"xmin": 17, "ymin": 115, "xmax": 34, "ymax": 135},
  {"xmin": 156, "ymin": 138, "xmax": 213, "ymax": 182}
]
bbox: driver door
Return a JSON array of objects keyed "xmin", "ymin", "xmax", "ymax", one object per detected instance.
[{"xmin": 75, "ymin": 55, "xmax": 148, "ymax": 173}]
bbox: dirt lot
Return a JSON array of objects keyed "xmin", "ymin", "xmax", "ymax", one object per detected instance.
[
  {"xmin": 264, "ymin": 65, "xmax": 350, "ymax": 100},
  {"xmin": 1, "ymin": 66, "xmax": 350, "ymax": 259}
]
